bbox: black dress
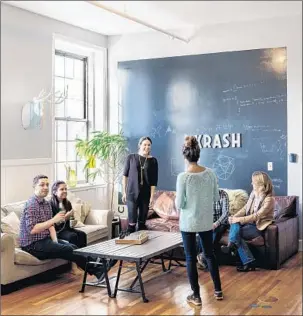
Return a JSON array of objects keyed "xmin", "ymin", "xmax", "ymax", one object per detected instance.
[
  {"xmin": 50, "ymin": 198, "xmax": 87, "ymax": 248},
  {"xmin": 123, "ymin": 153, "xmax": 158, "ymax": 228}
]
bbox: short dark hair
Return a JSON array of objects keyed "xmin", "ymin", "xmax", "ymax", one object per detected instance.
[
  {"xmin": 33, "ymin": 174, "xmax": 48, "ymax": 187},
  {"xmin": 182, "ymin": 136, "xmax": 200, "ymax": 162},
  {"xmin": 138, "ymin": 136, "xmax": 152, "ymax": 148}
]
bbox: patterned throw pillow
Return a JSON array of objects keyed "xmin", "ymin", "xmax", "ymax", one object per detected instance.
[
  {"xmin": 81, "ymin": 201, "xmax": 91, "ymax": 224},
  {"xmin": 1, "ymin": 212, "xmax": 21, "ymax": 247},
  {"xmin": 72, "ymin": 200, "xmax": 86, "ymax": 228},
  {"xmin": 153, "ymin": 192, "xmax": 179, "ymax": 220},
  {"xmin": 224, "ymin": 189, "xmax": 248, "ymax": 216}
]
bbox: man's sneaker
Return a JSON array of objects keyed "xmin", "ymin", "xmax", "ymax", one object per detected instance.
[
  {"xmin": 92, "ymin": 266, "xmax": 105, "ymax": 281},
  {"xmin": 214, "ymin": 291, "xmax": 224, "ymax": 300},
  {"xmin": 186, "ymin": 293, "xmax": 202, "ymax": 306},
  {"xmin": 197, "ymin": 253, "xmax": 208, "ymax": 270}
]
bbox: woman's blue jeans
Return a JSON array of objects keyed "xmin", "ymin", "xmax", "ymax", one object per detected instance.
[
  {"xmin": 229, "ymin": 223, "xmax": 262, "ymax": 265},
  {"xmin": 181, "ymin": 230, "xmax": 222, "ymax": 297}
]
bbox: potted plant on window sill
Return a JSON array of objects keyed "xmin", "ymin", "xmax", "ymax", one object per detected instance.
[{"xmin": 75, "ymin": 130, "xmax": 128, "ymax": 212}]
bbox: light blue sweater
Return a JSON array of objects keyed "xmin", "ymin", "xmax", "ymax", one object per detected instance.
[{"xmin": 176, "ymin": 168, "xmax": 220, "ymax": 233}]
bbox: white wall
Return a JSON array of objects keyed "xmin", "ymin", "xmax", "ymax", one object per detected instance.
[
  {"xmin": 1, "ymin": 3, "xmax": 108, "ymax": 207},
  {"xmin": 108, "ymin": 15, "xmax": 302, "ymax": 244}
]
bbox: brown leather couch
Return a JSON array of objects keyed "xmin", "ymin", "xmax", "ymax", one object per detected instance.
[{"xmin": 146, "ymin": 190, "xmax": 299, "ymax": 270}]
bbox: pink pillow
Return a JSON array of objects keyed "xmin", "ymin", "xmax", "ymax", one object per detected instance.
[{"xmin": 153, "ymin": 192, "xmax": 179, "ymax": 220}]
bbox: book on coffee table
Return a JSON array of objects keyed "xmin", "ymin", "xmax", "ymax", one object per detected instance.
[{"xmin": 115, "ymin": 231, "xmax": 149, "ymax": 245}]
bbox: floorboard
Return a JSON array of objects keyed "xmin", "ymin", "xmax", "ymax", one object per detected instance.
[{"xmin": 1, "ymin": 254, "xmax": 302, "ymax": 315}]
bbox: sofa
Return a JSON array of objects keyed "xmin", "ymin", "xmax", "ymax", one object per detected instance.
[
  {"xmin": 145, "ymin": 190, "xmax": 299, "ymax": 270},
  {"xmin": 1, "ymin": 193, "xmax": 113, "ymax": 287}
]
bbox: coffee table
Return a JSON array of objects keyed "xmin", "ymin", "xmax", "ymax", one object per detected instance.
[{"xmin": 74, "ymin": 230, "xmax": 183, "ymax": 302}]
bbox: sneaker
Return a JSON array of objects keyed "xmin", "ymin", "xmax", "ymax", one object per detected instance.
[
  {"xmin": 214, "ymin": 291, "xmax": 224, "ymax": 300},
  {"xmin": 186, "ymin": 293, "xmax": 202, "ymax": 306},
  {"xmin": 197, "ymin": 255, "xmax": 207, "ymax": 270}
]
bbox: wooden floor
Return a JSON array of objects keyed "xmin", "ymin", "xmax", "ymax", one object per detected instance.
[{"xmin": 1, "ymin": 254, "xmax": 302, "ymax": 315}]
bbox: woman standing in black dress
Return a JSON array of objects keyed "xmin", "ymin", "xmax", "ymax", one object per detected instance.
[{"xmin": 122, "ymin": 136, "xmax": 158, "ymax": 233}]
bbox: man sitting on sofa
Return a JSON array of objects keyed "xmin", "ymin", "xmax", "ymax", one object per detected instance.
[
  {"xmin": 197, "ymin": 189, "xmax": 229, "ymax": 271},
  {"xmin": 19, "ymin": 174, "xmax": 105, "ymax": 280}
]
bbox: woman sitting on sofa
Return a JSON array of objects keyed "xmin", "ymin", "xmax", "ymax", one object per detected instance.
[
  {"xmin": 221, "ymin": 171, "xmax": 274, "ymax": 272},
  {"xmin": 50, "ymin": 180, "xmax": 87, "ymax": 248}
]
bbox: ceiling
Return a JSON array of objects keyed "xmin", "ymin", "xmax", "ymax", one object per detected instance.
[{"xmin": 5, "ymin": 1, "xmax": 302, "ymax": 38}]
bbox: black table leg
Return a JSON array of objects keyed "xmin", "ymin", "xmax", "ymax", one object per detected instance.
[
  {"xmin": 129, "ymin": 259, "xmax": 150, "ymax": 289},
  {"xmin": 168, "ymin": 249, "xmax": 174, "ymax": 271},
  {"xmin": 102, "ymin": 258, "xmax": 112, "ymax": 297},
  {"xmin": 79, "ymin": 262, "xmax": 89, "ymax": 293},
  {"xmin": 111, "ymin": 260, "xmax": 123, "ymax": 298},
  {"xmin": 160, "ymin": 254, "xmax": 167, "ymax": 272},
  {"xmin": 135, "ymin": 261, "xmax": 149, "ymax": 303}
]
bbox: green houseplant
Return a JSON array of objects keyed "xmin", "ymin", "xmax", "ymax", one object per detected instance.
[{"xmin": 75, "ymin": 131, "xmax": 128, "ymax": 212}]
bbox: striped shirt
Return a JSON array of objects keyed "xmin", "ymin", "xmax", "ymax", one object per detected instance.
[{"xmin": 19, "ymin": 195, "xmax": 52, "ymax": 247}]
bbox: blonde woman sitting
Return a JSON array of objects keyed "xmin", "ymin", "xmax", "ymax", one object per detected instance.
[{"xmin": 221, "ymin": 171, "xmax": 274, "ymax": 272}]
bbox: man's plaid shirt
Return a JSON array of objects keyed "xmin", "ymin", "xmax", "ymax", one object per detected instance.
[
  {"xmin": 19, "ymin": 195, "xmax": 52, "ymax": 247},
  {"xmin": 213, "ymin": 189, "xmax": 229, "ymax": 226}
]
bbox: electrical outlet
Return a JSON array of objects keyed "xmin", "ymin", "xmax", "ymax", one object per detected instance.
[{"xmin": 267, "ymin": 162, "xmax": 273, "ymax": 171}]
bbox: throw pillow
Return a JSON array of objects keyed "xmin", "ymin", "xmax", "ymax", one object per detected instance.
[
  {"xmin": 224, "ymin": 189, "xmax": 248, "ymax": 216},
  {"xmin": 81, "ymin": 201, "xmax": 91, "ymax": 223},
  {"xmin": 72, "ymin": 200, "xmax": 86, "ymax": 228},
  {"xmin": 1, "ymin": 212, "xmax": 21, "ymax": 247},
  {"xmin": 153, "ymin": 192, "xmax": 179, "ymax": 220},
  {"xmin": 274, "ymin": 197, "xmax": 297, "ymax": 219}
]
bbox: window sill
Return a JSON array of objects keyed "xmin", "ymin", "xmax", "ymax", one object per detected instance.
[{"xmin": 68, "ymin": 183, "xmax": 106, "ymax": 192}]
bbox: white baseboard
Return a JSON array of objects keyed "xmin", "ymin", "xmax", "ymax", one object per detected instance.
[
  {"xmin": 1, "ymin": 158, "xmax": 53, "ymax": 167},
  {"xmin": 299, "ymin": 239, "xmax": 302, "ymax": 252}
]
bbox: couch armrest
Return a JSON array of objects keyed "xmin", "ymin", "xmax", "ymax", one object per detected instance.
[
  {"xmin": 275, "ymin": 216, "xmax": 299, "ymax": 265},
  {"xmin": 1, "ymin": 233, "xmax": 15, "ymax": 285},
  {"xmin": 265, "ymin": 216, "xmax": 299, "ymax": 269},
  {"xmin": 264, "ymin": 224, "xmax": 279, "ymax": 269},
  {"xmin": 84, "ymin": 209, "xmax": 114, "ymax": 240}
]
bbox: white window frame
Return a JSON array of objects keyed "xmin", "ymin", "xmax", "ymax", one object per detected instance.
[
  {"xmin": 54, "ymin": 49, "xmax": 89, "ymax": 184},
  {"xmin": 52, "ymin": 34, "xmax": 108, "ymax": 187}
]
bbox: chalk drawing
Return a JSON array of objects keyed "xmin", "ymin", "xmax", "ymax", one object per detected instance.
[
  {"xmin": 259, "ymin": 135, "xmax": 287, "ymax": 158},
  {"xmin": 150, "ymin": 125, "xmax": 162, "ymax": 138},
  {"xmin": 171, "ymin": 158, "xmax": 184, "ymax": 176},
  {"xmin": 212, "ymin": 155, "xmax": 235, "ymax": 180}
]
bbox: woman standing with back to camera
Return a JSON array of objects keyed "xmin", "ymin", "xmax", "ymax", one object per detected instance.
[
  {"xmin": 122, "ymin": 136, "xmax": 158, "ymax": 233},
  {"xmin": 176, "ymin": 136, "xmax": 223, "ymax": 306}
]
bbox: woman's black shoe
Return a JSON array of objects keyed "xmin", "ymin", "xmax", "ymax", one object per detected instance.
[
  {"xmin": 138, "ymin": 222, "xmax": 148, "ymax": 231},
  {"xmin": 221, "ymin": 242, "xmax": 238, "ymax": 256},
  {"xmin": 236, "ymin": 263, "xmax": 256, "ymax": 272},
  {"xmin": 126, "ymin": 224, "xmax": 136, "ymax": 234}
]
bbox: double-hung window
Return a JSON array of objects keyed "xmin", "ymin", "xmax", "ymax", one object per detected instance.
[{"xmin": 54, "ymin": 50, "xmax": 88, "ymax": 184}]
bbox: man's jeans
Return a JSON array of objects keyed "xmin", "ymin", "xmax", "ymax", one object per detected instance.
[
  {"xmin": 229, "ymin": 223, "xmax": 262, "ymax": 265},
  {"xmin": 181, "ymin": 230, "xmax": 222, "ymax": 297},
  {"xmin": 22, "ymin": 237, "xmax": 100, "ymax": 275}
]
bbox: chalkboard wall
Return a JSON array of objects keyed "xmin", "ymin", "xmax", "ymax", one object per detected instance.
[{"xmin": 118, "ymin": 48, "xmax": 287, "ymax": 195}]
